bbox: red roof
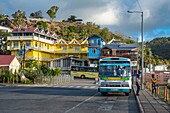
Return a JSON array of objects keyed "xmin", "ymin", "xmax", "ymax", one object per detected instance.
[
  {"xmin": 0, "ymin": 55, "xmax": 15, "ymax": 66},
  {"xmin": 12, "ymin": 27, "xmax": 36, "ymax": 32}
]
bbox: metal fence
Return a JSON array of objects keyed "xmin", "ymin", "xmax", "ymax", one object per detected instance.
[{"xmin": 34, "ymin": 75, "xmax": 74, "ymax": 84}]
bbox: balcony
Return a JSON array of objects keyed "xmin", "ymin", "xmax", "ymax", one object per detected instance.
[
  {"xmin": 88, "ymin": 56, "xmax": 100, "ymax": 59},
  {"xmin": 55, "ymin": 50, "xmax": 88, "ymax": 54},
  {"xmin": 8, "ymin": 36, "xmax": 54, "ymax": 44},
  {"xmin": 8, "ymin": 46, "xmax": 54, "ymax": 53}
]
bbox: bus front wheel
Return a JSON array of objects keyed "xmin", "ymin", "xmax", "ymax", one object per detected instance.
[
  {"xmin": 101, "ymin": 92, "xmax": 107, "ymax": 96},
  {"xmin": 125, "ymin": 93, "xmax": 129, "ymax": 96},
  {"xmin": 81, "ymin": 75, "xmax": 85, "ymax": 79}
]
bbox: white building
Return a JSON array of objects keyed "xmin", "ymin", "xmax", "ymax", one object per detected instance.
[
  {"xmin": 154, "ymin": 65, "xmax": 167, "ymax": 71},
  {"xmin": 0, "ymin": 25, "xmax": 12, "ymax": 32}
]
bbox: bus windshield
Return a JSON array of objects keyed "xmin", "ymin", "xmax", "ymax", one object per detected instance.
[{"xmin": 99, "ymin": 65, "xmax": 131, "ymax": 77}]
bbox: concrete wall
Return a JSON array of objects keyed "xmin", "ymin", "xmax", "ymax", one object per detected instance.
[
  {"xmin": 9, "ymin": 57, "xmax": 21, "ymax": 74},
  {"xmin": 143, "ymin": 71, "xmax": 170, "ymax": 85}
]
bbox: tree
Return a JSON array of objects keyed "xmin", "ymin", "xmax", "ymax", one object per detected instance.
[
  {"xmin": 67, "ymin": 26, "xmax": 77, "ymax": 32},
  {"xmin": 53, "ymin": 68, "xmax": 61, "ymax": 76},
  {"xmin": 37, "ymin": 21, "xmax": 48, "ymax": 30},
  {"xmin": 47, "ymin": 6, "xmax": 59, "ymax": 21},
  {"xmin": 11, "ymin": 10, "xmax": 26, "ymax": 27},
  {"xmin": 68, "ymin": 15, "xmax": 77, "ymax": 22},
  {"xmin": 29, "ymin": 10, "xmax": 43, "ymax": 19},
  {"xmin": 0, "ymin": 14, "xmax": 8, "ymax": 20},
  {"xmin": 24, "ymin": 60, "xmax": 43, "ymax": 83},
  {"xmin": 0, "ymin": 30, "xmax": 11, "ymax": 55}
]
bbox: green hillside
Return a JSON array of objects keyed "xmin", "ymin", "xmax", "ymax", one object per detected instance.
[{"xmin": 146, "ymin": 37, "xmax": 170, "ymax": 59}]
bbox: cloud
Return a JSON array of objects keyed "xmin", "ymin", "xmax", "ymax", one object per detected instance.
[{"xmin": 0, "ymin": 0, "xmax": 170, "ymax": 41}]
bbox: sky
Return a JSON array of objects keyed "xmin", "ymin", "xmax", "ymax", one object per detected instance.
[{"xmin": 0, "ymin": 0, "xmax": 170, "ymax": 41}]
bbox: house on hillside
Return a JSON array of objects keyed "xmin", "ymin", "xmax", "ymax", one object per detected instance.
[
  {"xmin": 7, "ymin": 27, "xmax": 58, "ymax": 66},
  {"xmin": 100, "ymin": 44, "xmax": 138, "ymax": 60},
  {"xmin": 107, "ymin": 38, "xmax": 121, "ymax": 44},
  {"xmin": 88, "ymin": 35, "xmax": 106, "ymax": 67},
  {"xmin": 0, "ymin": 55, "xmax": 20, "ymax": 74}
]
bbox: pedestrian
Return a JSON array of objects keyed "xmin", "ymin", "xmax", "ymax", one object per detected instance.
[
  {"xmin": 150, "ymin": 74, "xmax": 158, "ymax": 96},
  {"xmin": 136, "ymin": 74, "xmax": 140, "ymax": 96}
]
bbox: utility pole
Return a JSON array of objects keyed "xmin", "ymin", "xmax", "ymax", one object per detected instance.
[
  {"xmin": 128, "ymin": 10, "xmax": 144, "ymax": 89},
  {"xmin": 137, "ymin": 38, "xmax": 139, "ymax": 74},
  {"xmin": 23, "ymin": 44, "xmax": 25, "ymax": 70}
]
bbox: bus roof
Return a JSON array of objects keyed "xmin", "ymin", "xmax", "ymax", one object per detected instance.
[{"xmin": 100, "ymin": 57, "xmax": 130, "ymax": 61}]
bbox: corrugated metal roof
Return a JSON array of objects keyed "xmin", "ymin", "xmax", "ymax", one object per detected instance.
[
  {"xmin": 103, "ymin": 44, "xmax": 137, "ymax": 50},
  {"xmin": 0, "ymin": 55, "xmax": 15, "ymax": 66}
]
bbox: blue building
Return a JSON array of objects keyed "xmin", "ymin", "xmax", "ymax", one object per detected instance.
[{"xmin": 88, "ymin": 35, "xmax": 106, "ymax": 66}]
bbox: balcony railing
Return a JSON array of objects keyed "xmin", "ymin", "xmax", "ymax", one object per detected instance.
[
  {"xmin": 55, "ymin": 50, "xmax": 88, "ymax": 54},
  {"xmin": 8, "ymin": 36, "xmax": 54, "ymax": 44}
]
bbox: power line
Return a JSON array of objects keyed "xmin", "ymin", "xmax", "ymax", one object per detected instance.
[{"xmin": 136, "ymin": 0, "xmax": 142, "ymax": 11}]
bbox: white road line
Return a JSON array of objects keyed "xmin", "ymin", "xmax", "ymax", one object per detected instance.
[
  {"xmin": 61, "ymin": 86, "xmax": 67, "ymax": 88},
  {"xmin": 64, "ymin": 92, "xmax": 99, "ymax": 113},
  {"xmin": 83, "ymin": 86, "xmax": 88, "ymax": 88},
  {"xmin": 90, "ymin": 86, "xmax": 96, "ymax": 89},
  {"xmin": 75, "ymin": 86, "xmax": 81, "ymax": 88},
  {"xmin": 69, "ymin": 86, "xmax": 74, "ymax": 88}
]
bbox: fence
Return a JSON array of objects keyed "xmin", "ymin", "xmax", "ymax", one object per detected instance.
[
  {"xmin": 145, "ymin": 82, "xmax": 170, "ymax": 103},
  {"xmin": 34, "ymin": 75, "xmax": 74, "ymax": 84}
]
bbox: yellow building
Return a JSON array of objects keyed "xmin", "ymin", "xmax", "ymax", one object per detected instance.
[
  {"xmin": 7, "ymin": 27, "xmax": 58, "ymax": 65},
  {"xmin": 54, "ymin": 38, "xmax": 88, "ymax": 59},
  {"xmin": 7, "ymin": 27, "xmax": 88, "ymax": 66}
]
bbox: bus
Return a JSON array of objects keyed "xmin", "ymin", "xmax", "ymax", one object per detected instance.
[
  {"xmin": 70, "ymin": 66, "xmax": 98, "ymax": 79},
  {"xmin": 98, "ymin": 57, "xmax": 132, "ymax": 96}
]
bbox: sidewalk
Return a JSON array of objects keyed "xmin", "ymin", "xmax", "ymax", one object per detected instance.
[{"xmin": 133, "ymin": 85, "xmax": 170, "ymax": 113}]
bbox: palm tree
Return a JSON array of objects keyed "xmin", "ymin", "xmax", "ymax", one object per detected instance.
[
  {"xmin": 11, "ymin": 10, "xmax": 26, "ymax": 27},
  {"xmin": 53, "ymin": 68, "xmax": 61, "ymax": 76},
  {"xmin": 47, "ymin": 6, "xmax": 59, "ymax": 21}
]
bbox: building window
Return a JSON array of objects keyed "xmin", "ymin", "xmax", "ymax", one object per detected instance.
[
  {"xmin": 75, "ymin": 46, "xmax": 79, "ymax": 51},
  {"xmin": 35, "ymin": 42, "xmax": 38, "ymax": 47},
  {"xmin": 62, "ymin": 46, "xmax": 67, "ymax": 50},
  {"xmin": 26, "ymin": 41, "xmax": 30, "ymax": 47},
  {"xmin": 47, "ymin": 44, "xmax": 49, "ymax": 49},
  {"xmin": 20, "ymin": 42, "xmax": 22, "ymax": 47},
  {"xmin": 92, "ymin": 48, "xmax": 97, "ymax": 54},
  {"xmin": 98, "ymin": 40, "xmax": 100, "ymax": 46},
  {"xmin": 39, "ymin": 42, "xmax": 41, "ymax": 47},
  {"xmin": 14, "ymin": 42, "xmax": 18, "ymax": 48},
  {"xmin": 13, "ymin": 33, "xmax": 17, "ymax": 36},
  {"xmin": 90, "ymin": 40, "xmax": 94, "ymax": 44}
]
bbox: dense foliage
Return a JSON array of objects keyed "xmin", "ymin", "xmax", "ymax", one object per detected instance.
[{"xmin": 146, "ymin": 37, "xmax": 170, "ymax": 59}]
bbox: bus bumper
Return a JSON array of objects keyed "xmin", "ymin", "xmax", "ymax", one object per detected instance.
[{"xmin": 98, "ymin": 87, "xmax": 131, "ymax": 93}]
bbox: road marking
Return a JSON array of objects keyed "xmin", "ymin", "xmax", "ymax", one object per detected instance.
[
  {"xmin": 69, "ymin": 86, "xmax": 74, "ymax": 88},
  {"xmin": 75, "ymin": 86, "xmax": 81, "ymax": 88},
  {"xmin": 83, "ymin": 86, "xmax": 88, "ymax": 88},
  {"xmin": 90, "ymin": 86, "xmax": 96, "ymax": 89},
  {"xmin": 64, "ymin": 92, "xmax": 99, "ymax": 113}
]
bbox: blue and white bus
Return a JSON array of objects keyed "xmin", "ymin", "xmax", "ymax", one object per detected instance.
[{"xmin": 98, "ymin": 57, "xmax": 132, "ymax": 96}]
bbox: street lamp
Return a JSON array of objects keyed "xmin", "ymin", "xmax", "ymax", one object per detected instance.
[{"xmin": 128, "ymin": 10, "xmax": 144, "ymax": 89}]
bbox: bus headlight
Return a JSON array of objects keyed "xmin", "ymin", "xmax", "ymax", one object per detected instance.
[{"xmin": 122, "ymin": 84, "xmax": 129, "ymax": 87}]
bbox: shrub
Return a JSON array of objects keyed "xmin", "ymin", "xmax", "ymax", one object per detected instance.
[{"xmin": 167, "ymin": 83, "xmax": 170, "ymax": 89}]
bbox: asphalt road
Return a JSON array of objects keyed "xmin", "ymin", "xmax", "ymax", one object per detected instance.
[{"xmin": 0, "ymin": 78, "xmax": 139, "ymax": 113}]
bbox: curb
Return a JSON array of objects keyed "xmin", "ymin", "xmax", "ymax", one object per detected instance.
[{"xmin": 132, "ymin": 86, "xmax": 144, "ymax": 113}]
